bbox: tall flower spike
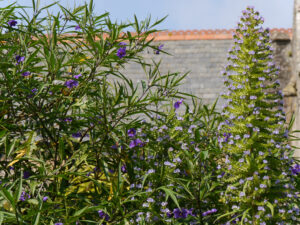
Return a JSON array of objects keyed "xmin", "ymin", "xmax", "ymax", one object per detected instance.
[{"xmin": 219, "ymin": 6, "xmax": 299, "ymax": 224}]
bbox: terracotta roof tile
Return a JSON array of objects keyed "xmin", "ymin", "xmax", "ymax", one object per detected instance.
[{"xmin": 149, "ymin": 28, "xmax": 292, "ymax": 41}]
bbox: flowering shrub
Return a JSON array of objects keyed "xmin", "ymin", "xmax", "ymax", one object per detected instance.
[
  {"xmin": 0, "ymin": 1, "xmax": 224, "ymax": 224},
  {"xmin": 218, "ymin": 6, "xmax": 299, "ymax": 225},
  {"xmin": 0, "ymin": 2, "xmax": 299, "ymax": 224},
  {"xmin": 123, "ymin": 101, "xmax": 223, "ymax": 224}
]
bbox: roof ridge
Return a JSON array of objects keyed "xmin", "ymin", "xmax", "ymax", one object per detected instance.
[{"xmin": 149, "ymin": 28, "xmax": 292, "ymax": 41}]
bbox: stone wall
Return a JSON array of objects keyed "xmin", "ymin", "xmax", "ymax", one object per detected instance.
[{"xmin": 120, "ymin": 30, "xmax": 292, "ymax": 111}]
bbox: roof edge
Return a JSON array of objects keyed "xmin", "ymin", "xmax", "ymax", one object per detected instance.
[{"xmin": 149, "ymin": 28, "xmax": 292, "ymax": 41}]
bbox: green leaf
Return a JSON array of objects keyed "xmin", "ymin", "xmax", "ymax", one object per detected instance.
[
  {"xmin": 58, "ymin": 138, "xmax": 65, "ymax": 161},
  {"xmin": 33, "ymin": 197, "xmax": 43, "ymax": 225},
  {"xmin": 158, "ymin": 186, "xmax": 181, "ymax": 209},
  {"xmin": 5, "ymin": 137, "xmax": 16, "ymax": 158},
  {"xmin": 14, "ymin": 173, "xmax": 22, "ymax": 203},
  {"xmin": 73, "ymin": 206, "xmax": 89, "ymax": 217},
  {"xmin": 0, "ymin": 189, "xmax": 15, "ymax": 208},
  {"xmin": 266, "ymin": 202, "xmax": 274, "ymax": 216},
  {"xmin": 0, "ymin": 212, "xmax": 3, "ymax": 225},
  {"xmin": 28, "ymin": 199, "xmax": 39, "ymax": 205}
]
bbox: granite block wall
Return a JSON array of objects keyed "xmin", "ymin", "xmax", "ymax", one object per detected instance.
[{"xmin": 119, "ymin": 35, "xmax": 292, "ymax": 110}]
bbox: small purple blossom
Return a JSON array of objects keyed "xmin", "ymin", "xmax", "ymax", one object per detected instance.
[
  {"xmin": 244, "ymin": 134, "xmax": 250, "ymax": 138},
  {"xmin": 75, "ymin": 25, "xmax": 81, "ymax": 30},
  {"xmin": 291, "ymin": 164, "xmax": 300, "ymax": 175},
  {"xmin": 129, "ymin": 139, "xmax": 144, "ymax": 148},
  {"xmin": 202, "ymin": 208, "xmax": 217, "ymax": 216},
  {"xmin": 155, "ymin": 44, "xmax": 164, "ymax": 54},
  {"xmin": 43, "ymin": 196, "xmax": 48, "ymax": 202},
  {"xmin": 19, "ymin": 191, "xmax": 30, "ymax": 201},
  {"xmin": 174, "ymin": 99, "xmax": 183, "ymax": 110},
  {"xmin": 23, "ymin": 171, "xmax": 31, "ymax": 179},
  {"xmin": 64, "ymin": 117, "xmax": 72, "ymax": 123},
  {"xmin": 98, "ymin": 210, "xmax": 110, "ymax": 221},
  {"xmin": 72, "ymin": 132, "xmax": 81, "ymax": 138},
  {"xmin": 22, "ymin": 71, "xmax": 31, "ymax": 77},
  {"xmin": 15, "ymin": 55, "xmax": 25, "ymax": 65},
  {"xmin": 8, "ymin": 20, "xmax": 17, "ymax": 27},
  {"xmin": 173, "ymin": 208, "xmax": 192, "ymax": 219},
  {"xmin": 127, "ymin": 128, "xmax": 136, "ymax": 137},
  {"xmin": 121, "ymin": 165, "xmax": 127, "ymax": 173},
  {"xmin": 74, "ymin": 73, "xmax": 82, "ymax": 79},
  {"xmin": 64, "ymin": 79, "xmax": 78, "ymax": 89},
  {"xmin": 116, "ymin": 46, "xmax": 126, "ymax": 59}
]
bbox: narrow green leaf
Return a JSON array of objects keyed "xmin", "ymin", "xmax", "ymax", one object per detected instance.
[{"xmin": 158, "ymin": 186, "xmax": 181, "ymax": 209}]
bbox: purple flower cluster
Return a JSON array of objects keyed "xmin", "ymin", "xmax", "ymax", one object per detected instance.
[
  {"xmin": 169, "ymin": 208, "xmax": 195, "ymax": 219},
  {"xmin": 202, "ymin": 208, "xmax": 217, "ymax": 216},
  {"xmin": 22, "ymin": 71, "xmax": 31, "ymax": 77},
  {"xmin": 291, "ymin": 164, "xmax": 300, "ymax": 175},
  {"xmin": 129, "ymin": 138, "xmax": 144, "ymax": 148},
  {"xmin": 64, "ymin": 79, "xmax": 78, "ymax": 89},
  {"xmin": 19, "ymin": 191, "xmax": 30, "ymax": 201}
]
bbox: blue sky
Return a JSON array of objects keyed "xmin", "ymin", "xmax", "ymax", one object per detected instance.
[{"xmin": 8, "ymin": 0, "xmax": 294, "ymax": 30}]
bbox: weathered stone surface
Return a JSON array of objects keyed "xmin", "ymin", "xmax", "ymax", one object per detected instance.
[{"xmin": 120, "ymin": 38, "xmax": 291, "ymax": 112}]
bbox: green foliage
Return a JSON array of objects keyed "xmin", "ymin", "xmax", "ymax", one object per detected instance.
[{"xmin": 0, "ymin": 1, "xmax": 223, "ymax": 224}]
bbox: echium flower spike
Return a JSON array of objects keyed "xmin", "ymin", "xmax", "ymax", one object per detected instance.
[{"xmin": 219, "ymin": 6, "xmax": 299, "ymax": 224}]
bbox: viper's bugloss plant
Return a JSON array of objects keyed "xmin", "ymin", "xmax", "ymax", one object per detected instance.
[{"xmin": 218, "ymin": 6, "xmax": 299, "ymax": 225}]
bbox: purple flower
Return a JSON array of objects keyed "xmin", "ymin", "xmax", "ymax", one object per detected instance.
[
  {"xmin": 260, "ymin": 184, "xmax": 267, "ymax": 189},
  {"xmin": 64, "ymin": 117, "xmax": 72, "ymax": 123},
  {"xmin": 127, "ymin": 128, "xmax": 136, "ymax": 137},
  {"xmin": 43, "ymin": 196, "xmax": 48, "ymax": 202},
  {"xmin": 8, "ymin": 20, "xmax": 17, "ymax": 27},
  {"xmin": 202, "ymin": 208, "xmax": 217, "ymax": 216},
  {"xmin": 15, "ymin": 55, "xmax": 25, "ymax": 65},
  {"xmin": 72, "ymin": 132, "xmax": 81, "ymax": 138},
  {"xmin": 244, "ymin": 134, "xmax": 250, "ymax": 138},
  {"xmin": 73, "ymin": 73, "xmax": 82, "ymax": 79},
  {"xmin": 116, "ymin": 46, "xmax": 126, "ymax": 59},
  {"xmin": 129, "ymin": 139, "xmax": 144, "ymax": 148},
  {"xmin": 249, "ymin": 50, "xmax": 255, "ymax": 55},
  {"xmin": 155, "ymin": 44, "xmax": 164, "ymax": 54},
  {"xmin": 30, "ymin": 88, "xmax": 37, "ymax": 94},
  {"xmin": 55, "ymin": 223, "xmax": 63, "ymax": 225},
  {"xmin": 64, "ymin": 79, "xmax": 78, "ymax": 89},
  {"xmin": 98, "ymin": 210, "xmax": 110, "ymax": 221},
  {"xmin": 22, "ymin": 71, "xmax": 31, "ymax": 77},
  {"xmin": 75, "ymin": 25, "xmax": 81, "ymax": 30},
  {"xmin": 121, "ymin": 164, "xmax": 127, "ymax": 173},
  {"xmin": 19, "ymin": 191, "xmax": 30, "ymax": 201},
  {"xmin": 23, "ymin": 171, "xmax": 31, "ymax": 179},
  {"xmin": 291, "ymin": 164, "xmax": 300, "ymax": 175},
  {"xmin": 174, "ymin": 99, "xmax": 183, "ymax": 110},
  {"xmin": 173, "ymin": 208, "xmax": 189, "ymax": 219}
]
